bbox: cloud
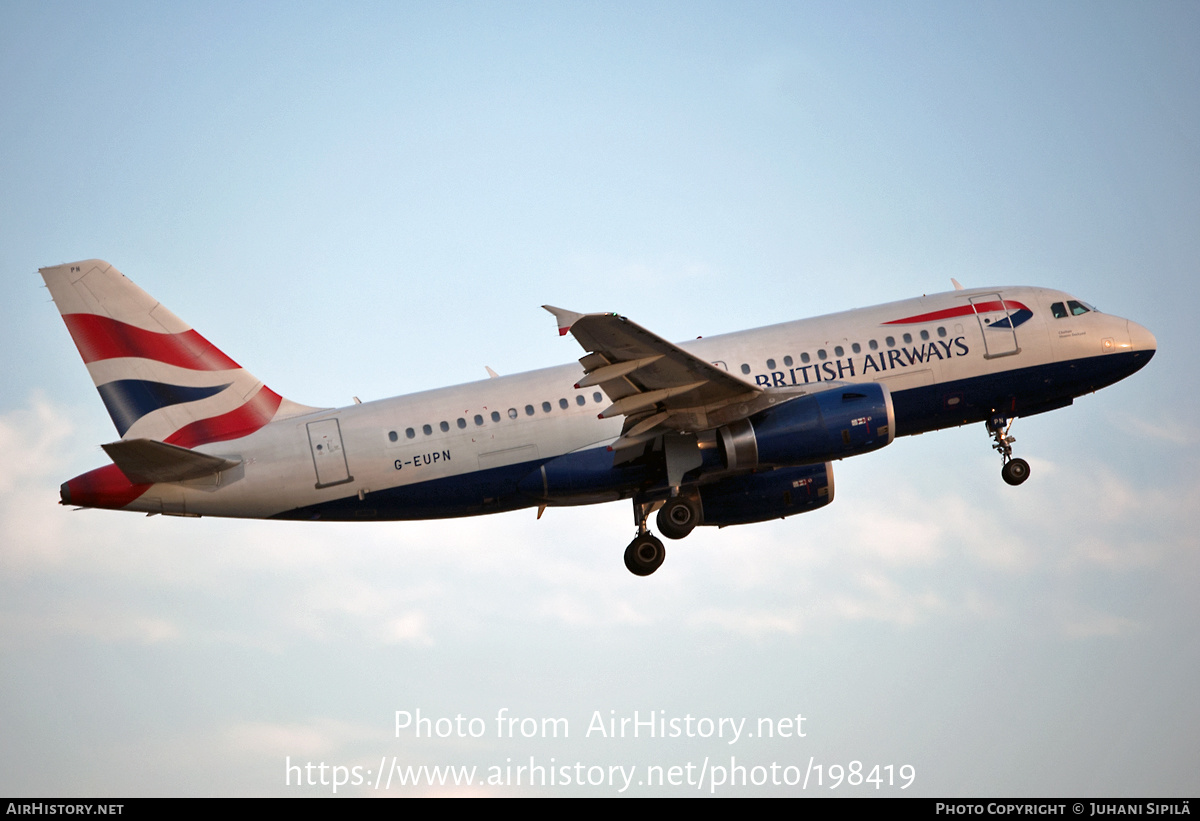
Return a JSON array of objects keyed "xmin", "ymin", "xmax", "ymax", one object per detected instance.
[
  {"xmin": 3, "ymin": 391, "xmax": 1196, "ymax": 655},
  {"xmin": 223, "ymin": 718, "xmax": 377, "ymax": 758},
  {"xmin": 0, "ymin": 608, "xmax": 180, "ymax": 645},
  {"xmin": 689, "ymin": 607, "xmax": 802, "ymax": 638},
  {"xmin": 1113, "ymin": 412, "xmax": 1194, "ymax": 446},
  {"xmin": 1057, "ymin": 607, "xmax": 1141, "ymax": 639}
]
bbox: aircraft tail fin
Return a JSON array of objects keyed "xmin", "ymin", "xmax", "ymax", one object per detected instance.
[{"xmin": 40, "ymin": 259, "xmax": 317, "ymax": 446}]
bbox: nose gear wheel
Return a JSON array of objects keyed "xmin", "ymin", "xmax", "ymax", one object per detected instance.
[{"xmin": 988, "ymin": 415, "xmax": 1030, "ymax": 486}]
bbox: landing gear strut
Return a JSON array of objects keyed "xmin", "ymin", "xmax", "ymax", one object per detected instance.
[
  {"xmin": 987, "ymin": 415, "xmax": 1030, "ymax": 486},
  {"xmin": 624, "ymin": 500, "xmax": 666, "ymax": 576}
]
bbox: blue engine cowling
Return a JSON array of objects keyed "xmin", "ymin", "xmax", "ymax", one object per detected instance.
[
  {"xmin": 718, "ymin": 383, "xmax": 894, "ymax": 470},
  {"xmin": 698, "ymin": 462, "xmax": 834, "ymax": 526},
  {"xmin": 518, "ymin": 384, "xmax": 892, "ymax": 506}
]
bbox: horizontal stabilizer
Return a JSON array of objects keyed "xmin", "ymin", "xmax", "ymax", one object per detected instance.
[{"xmin": 101, "ymin": 438, "xmax": 241, "ymax": 484}]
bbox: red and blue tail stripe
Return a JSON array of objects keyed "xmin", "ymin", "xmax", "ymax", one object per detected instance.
[
  {"xmin": 164, "ymin": 385, "xmax": 284, "ymax": 449},
  {"xmin": 42, "ymin": 259, "xmax": 317, "ymax": 511},
  {"xmin": 60, "ymin": 312, "xmax": 270, "ymax": 442},
  {"xmin": 97, "ymin": 378, "xmax": 233, "ymax": 437},
  {"xmin": 61, "ymin": 313, "xmax": 241, "ymax": 370}
]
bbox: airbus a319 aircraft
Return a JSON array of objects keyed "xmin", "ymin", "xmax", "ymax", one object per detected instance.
[{"xmin": 41, "ymin": 260, "xmax": 1155, "ymax": 576}]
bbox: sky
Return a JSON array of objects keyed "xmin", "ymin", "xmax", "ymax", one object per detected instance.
[{"xmin": 1, "ymin": 0, "xmax": 1197, "ymax": 797}]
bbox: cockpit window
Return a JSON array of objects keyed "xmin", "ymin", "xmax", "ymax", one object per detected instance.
[
  {"xmin": 1051, "ymin": 302, "xmax": 1067, "ymax": 319},
  {"xmin": 1067, "ymin": 300, "xmax": 1091, "ymax": 316}
]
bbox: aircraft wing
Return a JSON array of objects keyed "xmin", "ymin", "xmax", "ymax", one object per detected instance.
[{"xmin": 544, "ymin": 306, "xmax": 764, "ymax": 453}]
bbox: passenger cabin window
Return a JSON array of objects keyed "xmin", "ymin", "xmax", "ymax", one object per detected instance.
[
  {"xmin": 456, "ymin": 418, "xmax": 466, "ymax": 429},
  {"xmin": 559, "ymin": 398, "xmax": 568, "ymax": 409},
  {"xmin": 491, "ymin": 411, "xmax": 501, "ymax": 422},
  {"xmin": 423, "ymin": 424, "xmax": 432, "ymax": 436},
  {"xmin": 542, "ymin": 401, "xmax": 551, "ymax": 413},
  {"xmin": 439, "ymin": 421, "xmax": 449, "ymax": 432},
  {"xmin": 575, "ymin": 395, "xmax": 585, "ymax": 406},
  {"xmin": 388, "ymin": 430, "xmax": 398, "ymax": 442},
  {"xmin": 766, "ymin": 358, "xmax": 776, "ymax": 369},
  {"xmin": 524, "ymin": 405, "xmax": 534, "ymax": 416},
  {"xmin": 406, "ymin": 428, "xmax": 415, "ymax": 439},
  {"xmin": 740, "ymin": 364, "xmax": 751, "ymax": 374},
  {"xmin": 593, "ymin": 392, "xmax": 603, "ymax": 403},
  {"xmin": 474, "ymin": 414, "xmax": 484, "ymax": 426},
  {"xmin": 783, "ymin": 355, "xmax": 793, "ymax": 367}
]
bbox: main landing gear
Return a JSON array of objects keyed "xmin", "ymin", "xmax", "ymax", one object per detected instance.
[
  {"xmin": 657, "ymin": 496, "xmax": 700, "ymax": 541},
  {"xmin": 623, "ymin": 494, "xmax": 702, "ymax": 576},
  {"xmin": 624, "ymin": 532, "xmax": 665, "ymax": 577},
  {"xmin": 987, "ymin": 415, "xmax": 1030, "ymax": 486}
]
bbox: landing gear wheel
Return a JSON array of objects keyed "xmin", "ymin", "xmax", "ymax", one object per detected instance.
[
  {"xmin": 624, "ymin": 534, "xmax": 666, "ymax": 576},
  {"xmin": 1001, "ymin": 458, "xmax": 1030, "ymax": 486},
  {"xmin": 657, "ymin": 497, "xmax": 699, "ymax": 540},
  {"xmin": 987, "ymin": 415, "xmax": 1029, "ymax": 487}
]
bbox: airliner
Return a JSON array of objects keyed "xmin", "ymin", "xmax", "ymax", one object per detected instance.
[{"xmin": 40, "ymin": 260, "xmax": 1156, "ymax": 576}]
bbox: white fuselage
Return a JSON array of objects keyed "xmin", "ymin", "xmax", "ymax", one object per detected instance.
[{"xmin": 117, "ymin": 285, "xmax": 1153, "ymax": 521}]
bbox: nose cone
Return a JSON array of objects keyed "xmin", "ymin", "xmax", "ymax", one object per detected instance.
[{"xmin": 1128, "ymin": 320, "xmax": 1157, "ymax": 357}]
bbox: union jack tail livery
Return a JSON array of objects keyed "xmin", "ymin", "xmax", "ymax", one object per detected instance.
[{"xmin": 41, "ymin": 260, "xmax": 316, "ymax": 509}]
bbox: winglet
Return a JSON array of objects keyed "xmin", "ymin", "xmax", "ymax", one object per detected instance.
[
  {"xmin": 542, "ymin": 305, "xmax": 585, "ymax": 337},
  {"xmin": 951, "ymin": 278, "xmax": 964, "ymax": 291}
]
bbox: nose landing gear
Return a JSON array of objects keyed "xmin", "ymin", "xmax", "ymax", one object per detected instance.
[{"xmin": 988, "ymin": 415, "xmax": 1030, "ymax": 486}]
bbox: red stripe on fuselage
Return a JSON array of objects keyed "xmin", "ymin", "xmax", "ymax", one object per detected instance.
[
  {"xmin": 883, "ymin": 300, "xmax": 1029, "ymax": 325},
  {"xmin": 164, "ymin": 385, "xmax": 283, "ymax": 448},
  {"xmin": 62, "ymin": 313, "xmax": 241, "ymax": 370}
]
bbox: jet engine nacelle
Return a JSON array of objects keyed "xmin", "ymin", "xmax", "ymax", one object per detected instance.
[
  {"xmin": 718, "ymin": 383, "xmax": 894, "ymax": 470},
  {"xmin": 698, "ymin": 462, "xmax": 834, "ymax": 526}
]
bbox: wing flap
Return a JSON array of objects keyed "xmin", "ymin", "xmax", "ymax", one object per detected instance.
[{"xmin": 574, "ymin": 355, "xmax": 664, "ymax": 388}]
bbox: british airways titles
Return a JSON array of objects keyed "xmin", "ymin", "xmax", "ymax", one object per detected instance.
[{"xmin": 751, "ymin": 336, "xmax": 970, "ymax": 388}]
